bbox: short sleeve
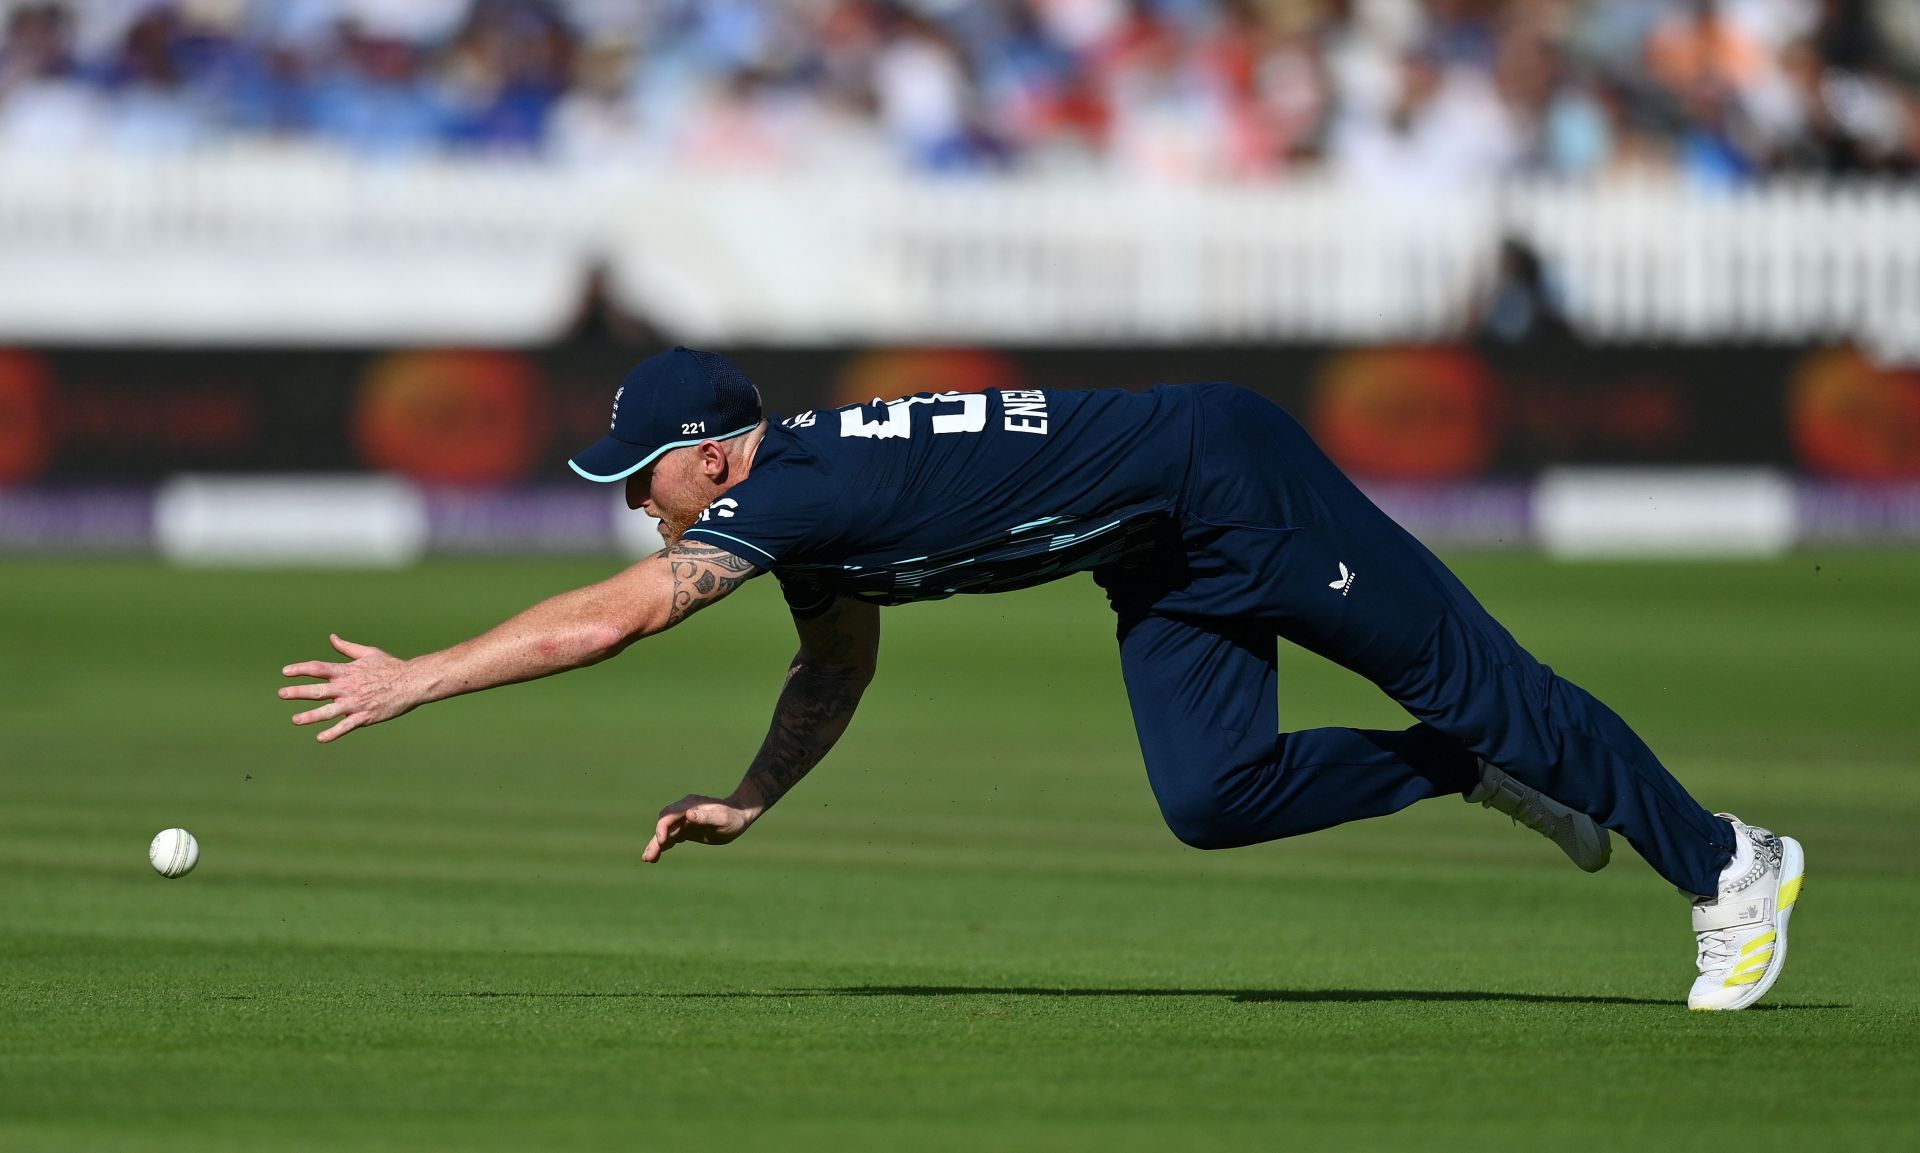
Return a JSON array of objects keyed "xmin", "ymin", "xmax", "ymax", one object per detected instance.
[{"xmin": 677, "ymin": 462, "xmax": 838, "ymax": 570}]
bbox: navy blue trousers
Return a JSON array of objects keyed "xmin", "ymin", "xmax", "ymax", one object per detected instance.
[{"xmin": 1099, "ymin": 385, "xmax": 1735, "ymax": 897}]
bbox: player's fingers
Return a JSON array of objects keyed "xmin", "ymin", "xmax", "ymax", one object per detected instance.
[
  {"xmin": 316, "ymin": 714, "xmax": 361, "ymax": 743},
  {"xmin": 277, "ymin": 683, "xmax": 337, "ymax": 702},
  {"xmin": 653, "ymin": 811, "xmax": 687, "ymax": 850},
  {"xmin": 330, "ymin": 633, "xmax": 378, "ymax": 659},
  {"xmin": 281, "ymin": 660, "xmax": 339, "ymax": 679},
  {"xmin": 291, "ymin": 701, "xmax": 343, "ymax": 726},
  {"xmin": 641, "ymin": 834, "xmax": 664, "ymax": 863}
]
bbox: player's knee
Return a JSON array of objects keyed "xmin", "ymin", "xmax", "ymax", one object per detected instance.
[
  {"xmin": 1155, "ymin": 795, "xmax": 1245, "ymax": 851},
  {"xmin": 1166, "ymin": 822, "xmax": 1239, "ymax": 851}
]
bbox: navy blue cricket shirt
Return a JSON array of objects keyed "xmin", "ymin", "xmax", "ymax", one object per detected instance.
[{"xmin": 678, "ymin": 387, "xmax": 1196, "ymax": 617}]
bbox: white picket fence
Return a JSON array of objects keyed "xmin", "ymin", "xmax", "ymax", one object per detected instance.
[{"xmin": 0, "ymin": 151, "xmax": 1915, "ymax": 356}]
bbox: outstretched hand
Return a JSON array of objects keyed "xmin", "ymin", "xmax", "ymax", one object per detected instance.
[
  {"xmin": 279, "ymin": 633, "xmax": 421, "ymax": 743},
  {"xmin": 642, "ymin": 794, "xmax": 760, "ymax": 863}
]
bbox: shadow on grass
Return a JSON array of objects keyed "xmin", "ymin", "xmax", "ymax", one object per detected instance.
[{"xmin": 446, "ymin": 987, "xmax": 1847, "ymax": 1010}]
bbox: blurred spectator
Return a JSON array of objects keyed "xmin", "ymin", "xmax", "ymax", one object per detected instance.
[
  {"xmin": 307, "ymin": 22, "xmax": 442, "ymax": 156},
  {"xmin": 872, "ymin": 7, "xmax": 990, "ymax": 171},
  {"xmin": 0, "ymin": 0, "xmax": 1910, "ymax": 182},
  {"xmin": 1645, "ymin": 0, "xmax": 1772, "ymax": 100},
  {"xmin": 547, "ymin": 33, "xmax": 651, "ymax": 165},
  {"xmin": 1331, "ymin": 45, "xmax": 1521, "ymax": 186},
  {"xmin": 1472, "ymin": 235, "xmax": 1579, "ymax": 345},
  {"xmin": 0, "ymin": 3, "xmax": 103, "ymax": 150}
]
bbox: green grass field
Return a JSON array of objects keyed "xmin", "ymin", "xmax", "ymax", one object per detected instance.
[{"xmin": 3, "ymin": 554, "xmax": 1918, "ymax": 1151}]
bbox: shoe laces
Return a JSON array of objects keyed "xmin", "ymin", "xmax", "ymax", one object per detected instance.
[{"xmin": 1695, "ymin": 921, "xmax": 1739, "ymax": 971}]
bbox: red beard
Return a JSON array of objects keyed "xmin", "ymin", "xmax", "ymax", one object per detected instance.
[{"xmin": 657, "ymin": 509, "xmax": 698, "ymax": 547}]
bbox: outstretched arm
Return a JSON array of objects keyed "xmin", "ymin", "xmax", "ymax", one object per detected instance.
[
  {"xmin": 642, "ymin": 596, "xmax": 881, "ymax": 862},
  {"xmin": 278, "ymin": 541, "xmax": 759, "ymax": 743}
]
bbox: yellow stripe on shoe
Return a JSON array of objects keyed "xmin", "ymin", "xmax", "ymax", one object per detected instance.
[
  {"xmin": 1732, "ymin": 952, "xmax": 1773, "ymax": 976},
  {"xmin": 1778, "ymin": 876, "xmax": 1803, "ymax": 910},
  {"xmin": 1741, "ymin": 932, "xmax": 1777, "ymax": 956},
  {"xmin": 1724, "ymin": 969, "xmax": 1768, "ymax": 987}
]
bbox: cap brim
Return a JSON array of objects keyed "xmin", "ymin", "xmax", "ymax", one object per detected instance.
[
  {"xmin": 567, "ymin": 423, "xmax": 761, "ymax": 483},
  {"xmin": 567, "ymin": 435, "xmax": 670, "ymax": 483}
]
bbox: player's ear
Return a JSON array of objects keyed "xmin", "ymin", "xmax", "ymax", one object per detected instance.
[{"xmin": 698, "ymin": 439, "xmax": 728, "ymax": 479}]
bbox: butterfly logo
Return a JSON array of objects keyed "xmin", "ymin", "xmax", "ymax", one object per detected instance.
[{"xmin": 1329, "ymin": 563, "xmax": 1357, "ymax": 596}]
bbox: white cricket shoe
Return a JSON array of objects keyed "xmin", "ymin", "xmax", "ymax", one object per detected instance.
[
  {"xmin": 1688, "ymin": 814, "xmax": 1805, "ymax": 1011},
  {"xmin": 1466, "ymin": 761, "xmax": 1611, "ymax": 872}
]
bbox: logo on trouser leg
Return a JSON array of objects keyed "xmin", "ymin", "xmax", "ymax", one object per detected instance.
[{"xmin": 1329, "ymin": 563, "xmax": 1357, "ymax": 596}]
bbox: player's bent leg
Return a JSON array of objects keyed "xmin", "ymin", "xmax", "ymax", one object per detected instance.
[
  {"xmin": 1154, "ymin": 726, "xmax": 1485, "ymax": 850},
  {"xmin": 1114, "ymin": 609, "xmax": 1479, "ymax": 850},
  {"xmin": 1168, "ymin": 383, "xmax": 1801, "ymax": 1004},
  {"xmin": 1172, "ymin": 381, "xmax": 1738, "ymax": 894}
]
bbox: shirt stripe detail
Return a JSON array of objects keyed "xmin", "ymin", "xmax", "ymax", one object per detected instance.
[
  {"xmin": 1009, "ymin": 516, "xmax": 1063, "ymax": 533},
  {"xmin": 681, "ymin": 528, "xmax": 778, "ymax": 563}
]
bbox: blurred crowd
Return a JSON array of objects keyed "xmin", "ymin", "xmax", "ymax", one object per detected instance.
[{"xmin": 0, "ymin": 0, "xmax": 1915, "ymax": 184}]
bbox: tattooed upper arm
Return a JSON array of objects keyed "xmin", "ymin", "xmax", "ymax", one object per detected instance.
[
  {"xmin": 663, "ymin": 541, "xmax": 761, "ymax": 626},
  {"xmin": 794, "ymin": 597, "xmax": 881, "ymax": 678}
]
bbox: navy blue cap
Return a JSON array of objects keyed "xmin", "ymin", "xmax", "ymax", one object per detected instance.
[{"xmin": 568, "ymin": 347, "xmax": 763, "ymax": 483}]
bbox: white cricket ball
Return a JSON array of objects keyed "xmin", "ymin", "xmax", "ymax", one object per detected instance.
[{"xmin": 149, "ymin": 828, "xmax": 200, "ymax": 878}]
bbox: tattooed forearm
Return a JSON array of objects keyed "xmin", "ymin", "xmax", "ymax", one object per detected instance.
[
  {"xmin": 663, "ymin": 542, "xmax": 760, "ymax": 627},
  {"xmin": 739, "ymin": 656, "xmax": 870, "ymax": 811},
  {"xmin": 732, "ymin": 598, "xmax": 880, "ymax": 812}
]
